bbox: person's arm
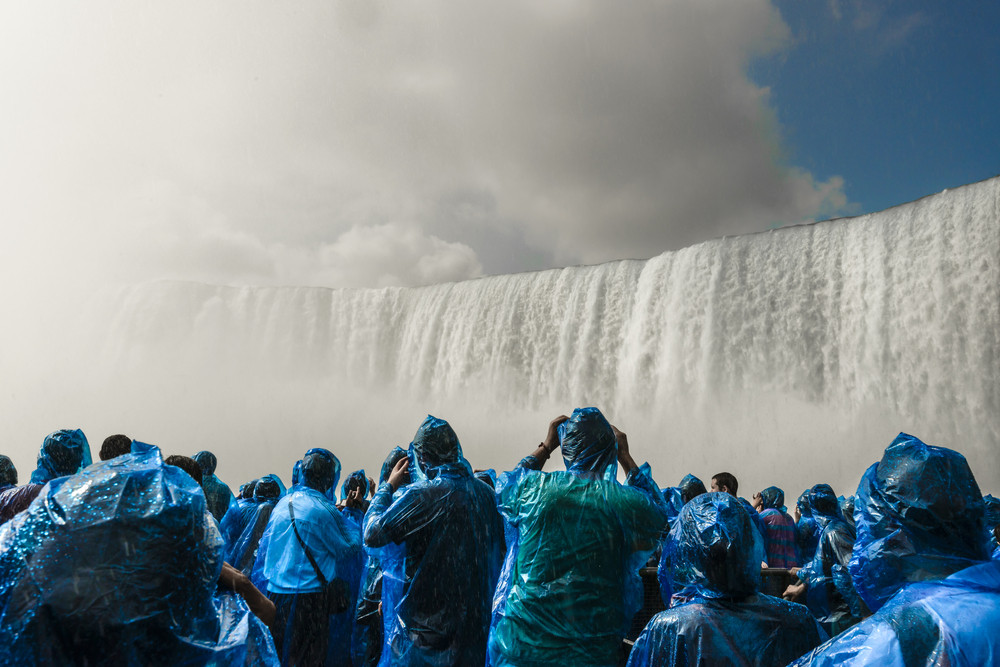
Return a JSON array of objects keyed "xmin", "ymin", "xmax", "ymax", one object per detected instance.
[
  {"xmin": 364, "ymin": 458, "xmax": 433, "ymax": 549},
  {"xmin": 611, "ymin": 425, "xmax": 637, "ymax": 474},
  {"xmin": 219, "ymin": 561, "xmax": 277, "ymax": 630},
  {"xmin": 519, "ymin": 415, "xmax": 569, "ymax": 471}
]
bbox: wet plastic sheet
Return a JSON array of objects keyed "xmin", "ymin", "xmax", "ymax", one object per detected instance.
[
  {"xmin": 790, "ymin": 560, "xmax": 1000, "ymax": 666},
  {"xmin": 194, "ymin": 451, "xmax": 237, "ymax": 522},
  {"xmin": 629, "ymin": 493, "xmax": 826, "ymax": 667},
  {"xmin": 364, "ymin": 417, "xmax": 505, "ymax": 667},
  {"xmin": 370, "ymin": 440, "xmax": 500, "ymax": 664},
  {"xmin": 255, "ymin": 449, "xmax": 362, "ymax": 666},
  {"xmin": 848, "ymin": 433, "xmax": 988, "ymax": 613},
  {"xmin": 791, "ymin": 433, "xmax": 997, "ymax": 666},
  {"xmin": 0, "ymin": 441, "xmax": 278, "ymax": 665},
  {"xmin": 489, "ymin": 408, "xmax": 667, "ymax": 667},
  {"xmin": 29, "ymin": 428, "xmax": 92, "ymax": 484}
]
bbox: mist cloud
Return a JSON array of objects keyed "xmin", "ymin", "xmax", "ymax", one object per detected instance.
[{"xmin": 0, "ymin": 0, "xmax": 850, "ymax": 301}]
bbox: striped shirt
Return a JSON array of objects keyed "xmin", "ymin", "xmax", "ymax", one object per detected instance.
[{"xmin": 759, "ymin": 508, "xmax": 799, "ymax": 569}]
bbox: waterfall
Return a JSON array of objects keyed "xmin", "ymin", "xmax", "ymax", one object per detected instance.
[{"xmin": 86, "ymin": 176, "xmax": 1000, "ymax": 496}]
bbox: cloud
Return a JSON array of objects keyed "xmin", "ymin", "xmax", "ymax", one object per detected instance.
[
  {"xmin": 316, "ymin": 224, "xmax": 483, "ymax": 288},
  {"xmin": 0, "ymin": 0, "xmax": 851, "ymax": 296}
]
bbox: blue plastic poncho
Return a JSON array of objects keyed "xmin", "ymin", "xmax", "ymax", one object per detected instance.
[
  {"xmin": 797, "ymin": 483, "xmax": 860, "ymax": 627},
  {"xmin": 352, "ymin": 447, "xmax": 409, "ymax": 667},
  {"xmin": 839, "ymin": 494, "xmax": 857, "ymax": 530},
  {"xmin": 29, "ymin": 428, "xmax": 91, "ymax": 485},
  {"xmin": 489, "ymin": 408, "xmax": 668, "ymax": 667},
  {"xmin": 678, "ymin": 474, "xmax": 707, "ymax": 504},
  {"xmin": 303, "ymin": 447, "xmax": 342, "ymax": 502},
  {"xmin": 0, "ymin": 441, "xmax": 278, "ymax": 665},
  {"xmin": 0, "ymin": 456, "xmax": 15, "ymax": 490},
  {"xmin": 254, "ymin": 449, "xmax": 363, "ymax": 667},
  {"xmin": 474, "ymin": 468, "xmax": 498, "ymax": 489},
  {"xmin": 341, "ymin": 469, "xmax": 369, "ymax": 502},
  {"xmin": 629, "ymin": 493, "xmax": 826, "ymax": 667},
  {"xmin": 341, "ymin": 469, "xmax": 371, "ymax": 526},
  {"xmin": 662, "ymin": 487, "xmax": 684, "ymax": 522},
  {"xmin": 848, "ymin": 433, "xmax": 988, "ymax": 614},
  {"xmin": 238, "ymin": 479, "xmax": 258, "ymax": 500},
  {"xmin": 790, "ymin": 433, "xmax": 999, "ymax": 666},
  {"xmin": 364, "ymin": 417, "xmax": 504, "ymax": 667},
  {"xmin": 760, "ymin": 486, "xmax": 785, "ymax": 511},
  {"xmin": 226, "ymin": 477, "xmax": 281, "ymax": 575},
  {"xmin": 757, "ymin": 486, "xmax": 799, "ymax": 570},
  {"xmin": 193, "ymin": 451, "xmax": 237, "ymax": 522},
  {"xmin": 796, "ymin": 489, "xmax": 821, "ymax": 566}
]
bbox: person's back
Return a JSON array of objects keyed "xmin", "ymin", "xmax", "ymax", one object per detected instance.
[
  {"xmin": 260, "ymin": 448, "xmax": 362, "ymax": 666},
  {"xmin": 500, "ymin": 472, "xmax": 657, "ymax": 648},
  {"xmin": 489, "ymin": 409, "xmax": 667, "ymax": 667},
  {"xmin": 756, "ymin": 486, "xmax": 798, "ymax": 569},
  {"xmin": 0, "ymin": 441, "xmax": 278, "ymax": 665},
  {"xmin": 790, "ymin": 433, "xmax": 999, "ymax": 666},
  {"xmin": 627, "ymin": 493, "xmax": 826, "ymax": 667},
  {"xmin": 193, "ymin": 450, "xmax": 236, "ymax": 522},
  {"xmin": 792, "ymin": 483, "xmax": 860, "ymax": 633},
  {"xmin": 364, "ymin": 416, "xmax": 504, "ymax": 667}
]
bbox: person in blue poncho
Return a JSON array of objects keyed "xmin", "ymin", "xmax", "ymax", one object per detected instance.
[
  {"xmin": 221, "ymin": 479, "xmax": 260, "ymax": 553},
  {"xmin": 752, "ymin": 486, "xmax": 798, "ymax": 569},
  {"xmin": 0, "ymin": 441, "xmax": 279, "ymax": 665},
  {"xmin": 30, "ymin": 428, "xmax": 91, "ymax": 484},
  {"xmin": 193, "ymin": 450, "xmax": 236, "ymax": 522},
  {"xmin": 227, "ymin": 476, "xmax": 282, "ymax": 575},
  {"xmin": 352, "ymin": 447, "xmax": 409, "ymax": 667},
  {"xmin": 627, "ymin": 492, "xmax": 826, "ymax": 667},
  {"xmin": 364, "ymin": 416, "xmax": 505, "ymax": 667},
  {"xmin": 257, "ymin": 448, "xmax": 363, "ymax": 666},
  {"xmin": 784, "ymin": 483, "xmax": 861, "ymax": 634},
  {"xmin": 488, "ymin": 408, "xmax": 668, "ymax": 667},
  {"xmin": 678, "ymin": 474, "xmax": 707, "ymax": 504},
  {"xmin": 794, "ymin": 490, "xmax": 821, "ymax": 567},
  {"xmin": 790, "ymin": 433, "xmax": 1000, "ymax": 666},
  {"xmin": 338, "ymin": 469, "xmax": 371, "ymax": 526}
]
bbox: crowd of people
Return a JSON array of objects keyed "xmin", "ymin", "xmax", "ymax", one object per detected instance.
[{"xmin": 0, "ymin": 408, "xmax": 998, "ymax": 666}]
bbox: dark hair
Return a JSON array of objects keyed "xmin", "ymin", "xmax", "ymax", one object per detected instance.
[
  {"xmin": 165, "ymin": 455, "xmax": 203, "ymax": 488},
  {"xmin": 712, "ymin": 472, "xmax": 738, "ymax": 495},
  {"xmin": 100, "ymin": 434, "xmax": 132, "ymax": 461}
]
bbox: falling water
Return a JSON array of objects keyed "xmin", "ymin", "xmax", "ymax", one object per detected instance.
[{"xmin": 34, "ymin": 177, "xmax": 1000, "ymax": 498}]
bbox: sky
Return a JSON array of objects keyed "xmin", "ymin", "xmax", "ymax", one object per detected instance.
[{"xmin": 2, "ymin": 0, "xmax": 996, "ymax": 305}]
